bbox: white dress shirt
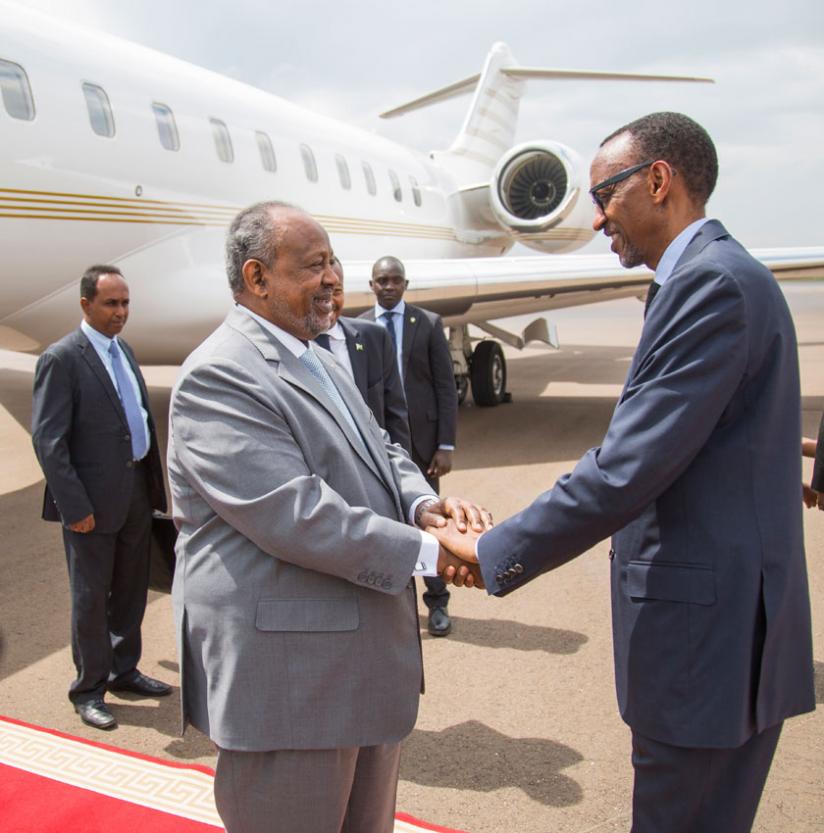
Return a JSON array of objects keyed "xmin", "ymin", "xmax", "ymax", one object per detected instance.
[{"xmin": 322, "ymin": 321, "xmax": 355, "ymax": 380}]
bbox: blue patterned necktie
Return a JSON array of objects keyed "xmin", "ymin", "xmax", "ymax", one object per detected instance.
[
  {"xmin": 108, "ymin": 340, "xmax": 148, "ymax": 460},
  {"xmin": 380, "ymin": 311, "xmax": 397, "ymax": 347},
  {"xmin": 299, "ymin": 348, "xmax": 365, "ymax": 448}
]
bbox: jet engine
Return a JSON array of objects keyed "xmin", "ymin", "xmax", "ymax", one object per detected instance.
[{"xmin": 489, "ymin": 141, "xmax": 595, "ymax": 253}]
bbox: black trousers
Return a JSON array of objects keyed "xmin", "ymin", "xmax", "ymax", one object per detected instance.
[
  {"xmin": 62, "ymin": 463, "xmax": 152, "ymax": 703},
  {"xmin": 410, "ymin": 448, "xmax": 449, "ymax": 611},
  {"xmin": 630, "ymin": 723, "xmax": 782, "ymax": 833}
]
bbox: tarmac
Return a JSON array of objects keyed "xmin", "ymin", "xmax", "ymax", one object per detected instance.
[{"xmin": 1, "ymin": 283, "xmax": 822, "ymax": 833}]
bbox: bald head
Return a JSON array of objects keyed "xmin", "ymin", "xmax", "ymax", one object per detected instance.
[{"xmin": 370, "ymin": 256, "xmax": 408, "ymax": 310}]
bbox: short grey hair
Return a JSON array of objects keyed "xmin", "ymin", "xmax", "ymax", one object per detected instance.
[{"xmin": 225, "ymin": 201, "xmax": 298, "ymax": 296}]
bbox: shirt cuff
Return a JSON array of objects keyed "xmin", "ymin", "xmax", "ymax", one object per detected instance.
[
  {"xmin": 437, "ymin": 444, "xmax": 455, "ymax": 451},
  {"xmin": 409, "ymin": 494, "xmax": 439, "ymax": 526},
  {"xmin": 413, "ymin": 531, "xmax": 440, "ymax": 577}
]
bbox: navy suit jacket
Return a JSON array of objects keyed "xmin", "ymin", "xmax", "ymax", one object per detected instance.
[
  {"xmin": 360, "ymin": 304, "xmax": 457, "ymax": 465},
  {"xmin": 31, "ymin": 327, "xmax": 166, "ymax": 533},
  {"xmin": 477, "ymin": 220, "xmax": 815, "ymax": 748},
  {"xmin": 338, "ymin": 316, "xmax": 411, "ymax": 452}
]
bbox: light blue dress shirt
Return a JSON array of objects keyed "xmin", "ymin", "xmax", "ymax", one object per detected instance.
[{"xmin": 654, "ymin": 218, "xmax": 710, "ymax": 288}]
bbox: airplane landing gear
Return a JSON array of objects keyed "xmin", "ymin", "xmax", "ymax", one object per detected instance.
[{"xmin": 470, "ymin": 340, "xmax": 508, "ymax": 406}]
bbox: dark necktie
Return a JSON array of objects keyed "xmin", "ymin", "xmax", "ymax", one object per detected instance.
[
  {"xmin": 644, "ymin": 281, "xmax": 661, "ymax": 318},
  {"xmin": 108, "ymin": 340, "xmax": 148, "ymax": 460},
  {"xmin": 380, "ymin": 311, "xmax": 397, "ymax": 347},
  {"xmin": 315, "ymin": 333, "xmax": 332, "ymax": 351}
]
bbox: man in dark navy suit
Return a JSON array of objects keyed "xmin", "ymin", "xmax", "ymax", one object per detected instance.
[
  {"xmin": 434, "ymin": 113, "xmax": 815, "ymax": 832},
  {"xmin": 32, "ymin": 265, "xmax": 171, "ymax": 730}
]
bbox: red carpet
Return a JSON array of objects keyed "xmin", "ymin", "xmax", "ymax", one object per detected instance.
[{"xmin": 0, "ymin": 716, "xmax": 468, "ymax": 833}]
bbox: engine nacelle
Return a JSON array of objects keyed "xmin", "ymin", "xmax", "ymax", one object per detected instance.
[{"xmin": 489, "ymin": 141, "xmax": 595, "ymax": 253}]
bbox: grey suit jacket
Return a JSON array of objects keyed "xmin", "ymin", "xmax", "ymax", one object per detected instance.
[
  {"xmin": 167, "ymin": 307, "xmax": 432, "ymax": 752},
  {"xmin": 338, "ymin": 316, "xmax": 411, "ymax": 451},
  {"xmin": 31, "ymin": 327, "xmax": 166, "ymax": 532},
  {"xmin": 360, "ymin": 304, "xmax": 457, "ymax": 464},
  {"xmin": 477, "ymin": 220, "xmax": 815, "ymax": 749}
]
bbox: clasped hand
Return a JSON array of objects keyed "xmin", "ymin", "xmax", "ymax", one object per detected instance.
[{"xmin": 417, "ymin": 496, "xmax": 493, "ymax": 589}]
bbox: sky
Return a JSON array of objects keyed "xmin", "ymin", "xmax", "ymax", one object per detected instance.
[{"xmin": 16, "ymin": 0, "xmax": 824, "ymax": 251}]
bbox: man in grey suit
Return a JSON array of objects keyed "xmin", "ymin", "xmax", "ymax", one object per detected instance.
[
  {"xmin": 434, "ymin": 113, "xmax": 815, "ymax": 832},
  {"xmin": 315, "ymin": 260, "xmax": 411, "ymax": 450},
  {"xmin": 167, "ymin": 202, "xmax": 485, "ymax": 833},
  {"xmin": 361, "ymin": 257, "xmax": 459, "ymax": 636},
  {"xmin": 31, "ymin": 265, "xmax": 171, "ymax": 731}
]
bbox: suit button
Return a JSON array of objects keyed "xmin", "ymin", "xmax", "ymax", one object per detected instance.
[
  {"xmin": 513, "ymin": 564, "xmax": 523, "ymax": 574},
  {"xmin": 496, "ymin": 573, "xmax": 505, "ymax": 583},
  {"xmin": 126, "ymin": 460, "xmax": 134, "ymax": 468},
  {"xmin": 608, "ymin": 548, "xmax": 615, "ymax": 560}
]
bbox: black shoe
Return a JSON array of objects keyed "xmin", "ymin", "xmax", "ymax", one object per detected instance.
[
  {"xmin": 427, "ymin": 607, "xmax": 452, "ymax": 637},
  {"xmin": 75, "ymin": 699, "xmax": 117, "ymax": 730},
  {"xmin": 109, "ymin": 672, "xmax": 172, "ymax": 697}
]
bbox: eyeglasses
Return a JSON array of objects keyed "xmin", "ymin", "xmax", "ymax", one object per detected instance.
[{"xmin": 590, "ymin": 160, "xmax": 654, "ymax": 212}]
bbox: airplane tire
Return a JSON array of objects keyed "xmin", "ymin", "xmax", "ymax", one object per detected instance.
[{"xmin": 470, "ymin": 341, "xmax": 507, "ymax": 406}]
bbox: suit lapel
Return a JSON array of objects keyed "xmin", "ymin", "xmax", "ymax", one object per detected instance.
[
  {"xmin": 340, "ymin": 319, "xmax": 368, "ymax": 397},
  {"xmin": 76, "ymin": 331, "xmax": 128, "ymax": 428},
  {"xmin": 401, "ymin": 306, "xmax": 418, "ymax": 381},
  {"xmin": 621, "ymin": 220, "xmax": 730, "ymax": 398},
  {"xmin": 228, "ymin": 309, "xmax": 385, "ymax": 482}
]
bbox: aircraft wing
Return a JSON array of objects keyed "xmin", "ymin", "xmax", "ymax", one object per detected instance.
[{"xmin": 342, "ymin": 247, "xmax": 824, "ymax": 326}]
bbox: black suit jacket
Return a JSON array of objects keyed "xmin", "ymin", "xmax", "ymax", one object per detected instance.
[
  {"xmin": 31, "ymin": 327, "xmax": 166, "ymax": 533},
  {"xmin": 338, "ymin": 317, "xmax": 411, "ymax": 452},
  {"xmin": 360, "ymin": 304, "xmax": 457, "ymax": 465}
]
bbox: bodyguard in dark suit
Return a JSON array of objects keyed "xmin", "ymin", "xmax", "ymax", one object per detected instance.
[
  {"xmin": 31, "ymin": 265, "xmax": 171, "ymax": 730},
  {"xmin": 361, "ymin": 257, "xmax": 459, "ymax": 636},
  {"xmin": 434, "ymin": 113, "xmax": 815, "ymax": 832},
  {"xmin": 803, "ymin": 413, "xmax": 824, "ymax": 508},
  {"xmin": 315, "ymin": 261, "xmax": 411, "ymax": 450}
]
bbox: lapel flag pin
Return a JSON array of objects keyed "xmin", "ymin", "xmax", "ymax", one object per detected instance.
[
  {"xmin": 356, "ymin": 343, "xmax": 364, "ymax": 351},
  {"xmin": 410, "ymin": 316, "xmax": 416, "ymax": 323}
]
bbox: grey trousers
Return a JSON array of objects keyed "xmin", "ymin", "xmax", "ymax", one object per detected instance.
[
  {"xmin": 214, "ymin": 742, "xmax": 401, "ymax": 833},
  {"xmin": 630, "ymin": 722, "xmax": 782, "ymax": 833}
]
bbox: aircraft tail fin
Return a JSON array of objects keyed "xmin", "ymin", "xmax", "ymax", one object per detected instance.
[{"xmin": 380, "ymin": 44, "xmax": 713, "ymax": 185}]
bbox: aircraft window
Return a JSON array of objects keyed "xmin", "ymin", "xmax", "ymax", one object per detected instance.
[
  {"xmin": 409, "ymin": 175, "xmax": 422, "ymax": 207},
  {"xmin": 210, "ymin": 118, "xmax": 234, "ymax": 163},
  {"xmin": 335, "ymin": 154, "xmax": 351, "ymax": 190},
  {"xmin": 362, "ymin": 161, "xmax": 377, "ymax": 196},
  {"xmin": 152, "ymin": 102, "xmax": 180, "ymax": 151},
  {"xmin": 256, "ymin": 131, "xmax": 277, "ymax": 173},
  {"xmin": 0, "ymin": 59, "xmax": 35, "ymax": 121},
  {"xmin": 301, "ymin": 144, "xmax": 318, "ymax": 183},
  {"xmin": 388, "ymin": 169, "xmax": 402, "ymax": 202},
  {"xmin": 82, "ymin": 82, "xmax": 115, "ymax": 137}
]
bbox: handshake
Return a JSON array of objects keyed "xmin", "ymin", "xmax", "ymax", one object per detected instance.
[{"xmin": 416, "ymin": 496, "xmax": 494, "ymax": 590}]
